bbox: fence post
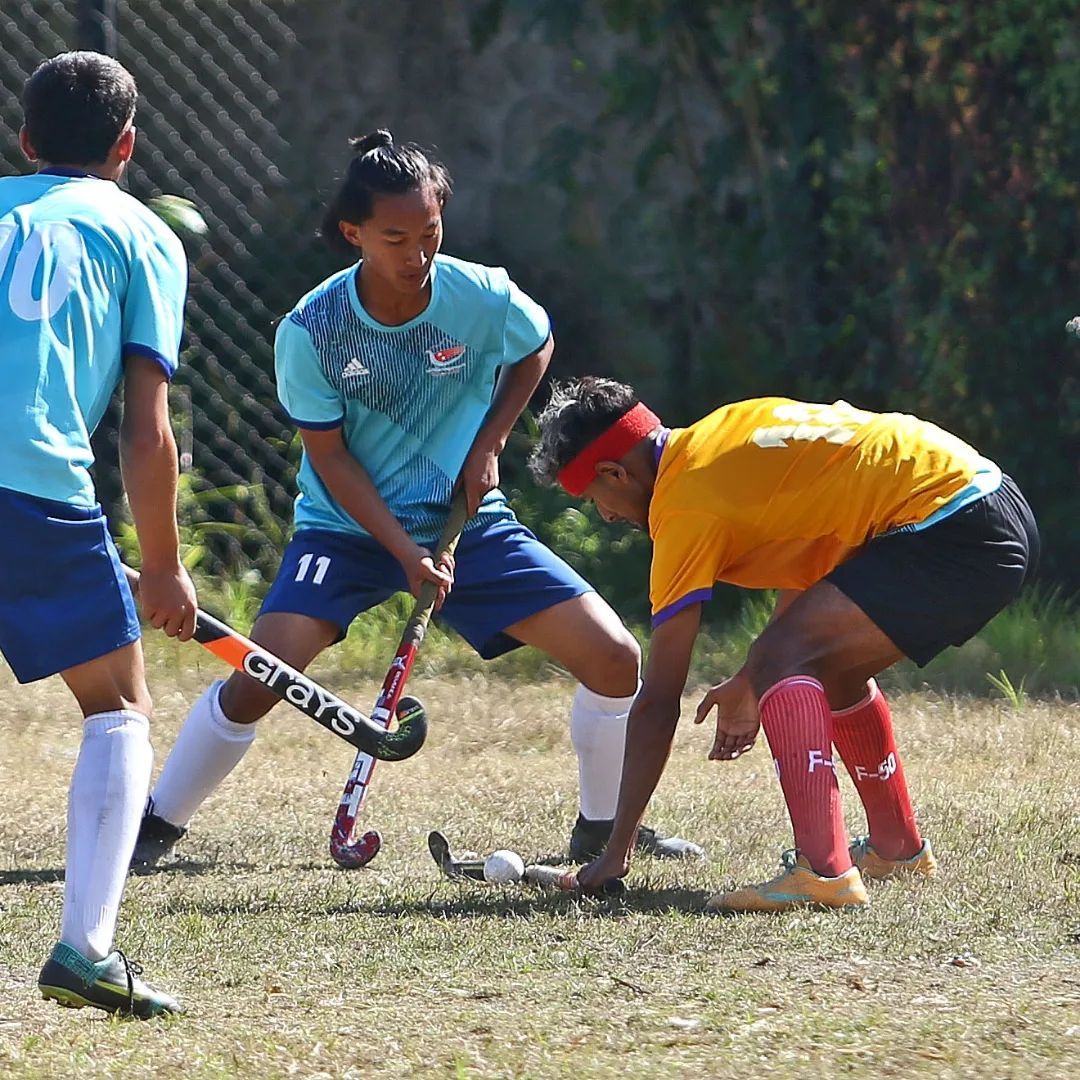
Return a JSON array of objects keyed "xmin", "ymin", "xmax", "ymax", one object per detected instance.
[{"xmin": 77, "ymin": 0, "xmax": 117, "ymax": 54}]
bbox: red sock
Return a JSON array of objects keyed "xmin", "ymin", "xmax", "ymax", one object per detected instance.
[
  {"xmin": 759, "ymin": 676, "xmax": 850, "ymax": 877},
  {"xmin": 831, "ymin": 680, "xmax": 922, "ymax": 861}
]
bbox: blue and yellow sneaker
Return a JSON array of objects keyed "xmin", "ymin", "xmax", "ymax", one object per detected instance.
[
  {"xmin": 38, "ymin": 942, "xmax": 182, "ymax": 1018},
  {"xmin": 706, "ymin": 850, "xmax": 868, "ymax": 913},
  {"xmin": 849, "ymin": 836, "xmax": 938, "ymax": 880}
]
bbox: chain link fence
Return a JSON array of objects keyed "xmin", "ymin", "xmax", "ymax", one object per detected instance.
[{"xmin": 1, "ymin": 0, "xmax": 329, "ymax": 581}]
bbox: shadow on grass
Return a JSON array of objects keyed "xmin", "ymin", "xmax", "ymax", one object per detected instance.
[
  {"xmin": 156, "ymin": 885, "xmax": 714, "ymax": 919},
  {"xmin": 128, "ymin": 858, "xmax": 258, "ymax": 878},
  {"xmin": 0, "ymin": 860, "xmax": 259, "ymax": 886},
  {"xmin": 333, "ymin": 883, "xmax": 715, "ymax": 917}
]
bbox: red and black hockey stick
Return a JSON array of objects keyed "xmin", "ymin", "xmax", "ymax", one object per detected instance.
[
  {"xmin": 123, "ymin": 565, "xmax": 427, "ymax": 761},
  {"xmin": 329, "ymin": 493, "xmax": 470, "ymax": 869}
]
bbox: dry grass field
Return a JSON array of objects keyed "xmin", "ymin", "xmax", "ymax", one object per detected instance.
[{"xmin": 1, "ymin": 641, "xmax": 1077, "ymax": 1078}]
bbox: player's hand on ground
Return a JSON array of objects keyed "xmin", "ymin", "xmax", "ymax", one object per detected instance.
[
  {"xmin": 137, "ymin": 563, "xmax": 198, "ymax": 641},
  {"xmin": 459, "ymin": 443, "xmax": 500, "ymax": 517},
  {"xmin": 577, "ymin": 849, "xmax": 630, "ymax": 893},
  {"xmin": 695, "ymin": 672, "xmax": 760, "ymax": 761},
  {"xmin": 403, "ymin": 543, "xmax": 455, "ymax": 610}
]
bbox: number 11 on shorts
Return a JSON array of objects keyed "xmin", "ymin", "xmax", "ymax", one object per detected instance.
[{"xmin": 295, "ymin": 553, "xmax": 330, "ymax": 584}]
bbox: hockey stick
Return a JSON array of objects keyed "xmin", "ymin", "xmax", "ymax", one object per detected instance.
[
  {"xmin": 328, "ymin": 492, "xmax": 470, "ymax": 869},
  {"xmin": 427, "ymin": 830, "xmax": 626, "ymax": 896},
  {"xmin": 428, "ymin": 829, "xmax": 486, "ymax": 881},
  {"xmin": 123, "ymin": 565, "xmax": 426, "ymax": 761}
]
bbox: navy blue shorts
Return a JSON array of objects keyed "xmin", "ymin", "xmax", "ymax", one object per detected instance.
[
  {"xmin": 260, "ymin": 518, "xmax": 593, "ymax": 659},
  {"xmin": 0, "ymin": 486, "xmax": 140, "ymax": 684},
  {"xmin": 827, "ymin": 475, "xmax": 1039, "ymax": 667}
]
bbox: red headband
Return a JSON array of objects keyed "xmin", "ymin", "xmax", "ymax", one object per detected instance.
[{"xmin": 557, "ymin": 402, "xmax": 661, "ymax": 496}]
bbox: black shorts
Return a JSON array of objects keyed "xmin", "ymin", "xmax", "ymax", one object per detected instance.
[{"xmin": 826, "ymin": 476, "xmax": 1039, "ymax": 667}]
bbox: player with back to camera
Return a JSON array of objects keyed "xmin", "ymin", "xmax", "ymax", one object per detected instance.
[
  {"xmin": 0, "ymin": 52, "xmax": 197, "ymax": 1016},
  {"xmin": 529, "ymin": 378, "xmax": 1039, "ymax": 909},
  {"xmin": 132, "ymin": 131, "xmax": 702, "ymax": 866}
]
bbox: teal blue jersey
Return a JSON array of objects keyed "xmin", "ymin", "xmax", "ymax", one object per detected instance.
[
  {"xmin": 0, "ymin": 170, "xmax": 187, "ymax": 506},
  {"xmin": 276, "ymin": 254, "xmax": 551, "ymax": 545}
]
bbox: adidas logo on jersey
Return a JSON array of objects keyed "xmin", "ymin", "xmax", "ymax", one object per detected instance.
[
  {"xmin": 341, "ymin": 357, "xmax": 371, "ymax": 378},
  {"xmin": 426, "ymin": 341, "xmax": 466, "ymax": 375}
]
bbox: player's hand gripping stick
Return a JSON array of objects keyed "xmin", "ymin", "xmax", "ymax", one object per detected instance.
[
  {"xmin": 524, "ymin": 864, "xmax": 626, "ymax": 897},
  {"xmin": 123, "ymin": 565, "xmax": 426, "ymax": 761},
  {"xmin": 329, "ymin": 493, "xmax": 470, "ymax": 869}
]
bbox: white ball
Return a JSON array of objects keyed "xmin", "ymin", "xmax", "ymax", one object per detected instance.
[{"xmin": 483, "ymin": 849, "xmax": 525, "ymax": 884}]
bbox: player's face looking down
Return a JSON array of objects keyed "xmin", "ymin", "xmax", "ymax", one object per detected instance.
[
  {"xmin": 339, "ymin": 185, "xmax": 444, "ymax": 295},
  {"xmin": 584, "ymin": 461, "xmax": 651, "ymax": 529}
]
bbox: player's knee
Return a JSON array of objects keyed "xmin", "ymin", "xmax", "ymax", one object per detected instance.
[
  {"xmin": 587, "ymin": 625, "xmax": 641, "ymax": 697},
  {"xmin": 744, "ymin": 631, "xmax": 828, "ymax": 698},
  {"xmin": 131, "ymin": 689, "xmax": 154, "ymax": 719},
  {"xmin": 219, "ymin": 672, "xmax": 274, "ymax": 725}
]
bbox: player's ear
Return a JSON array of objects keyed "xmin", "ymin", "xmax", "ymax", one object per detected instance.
[
  {"xmin": 338, "ymin": 221, "xmax": 363, "ymax": 250},
  {"xmin": 116, "ymin": 126, "xmax": 136, "ymax": 163},
  {"xmin": 595, "ymin": 461, "xmax": 628, "ymax": 484},
  {"xmin": 18, "ymin": 126, "xmax": 38, "ymax": 163}
]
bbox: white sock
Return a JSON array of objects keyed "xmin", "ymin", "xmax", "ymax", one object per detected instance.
[
  {"xmin": 570, "ymin": 683, "xmax": 638, "ymax": 820},
  {"xmin": 60, "ymin": 710, "xmax": 153, "ymax": 962},
  {"xmin": 150, "ymin": 680, "xmax": 257, "ymax": 827}
]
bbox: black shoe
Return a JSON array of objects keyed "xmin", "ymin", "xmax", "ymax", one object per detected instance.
[
  {"xmin": 569, "ymin": 813, "xmax": 707, "ymax": 862},
  {"xmin": 38, "ymin": 942, "xmax": 183, "ymax": 1018},
  {"xmin": 130, "ymin": 801, "xmax": 186, "ymax": 868}
]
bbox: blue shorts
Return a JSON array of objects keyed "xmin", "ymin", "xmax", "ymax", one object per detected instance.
[
  {"xmin": 260, "ymin": 518, "xmax": 593, "ymax": 659},
  {"xmin": 0, "ymin": 486, "xmax": 140, "ymax": 684}
]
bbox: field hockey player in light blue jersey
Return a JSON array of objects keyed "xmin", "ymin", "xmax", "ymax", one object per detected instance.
[
  {"xmin": 0, "ymin": 52, "xmax": 197, "ymax": 1017},
  {"xmin": 135, "ymin": 130, "xmax": 702, "ymax": 866}
]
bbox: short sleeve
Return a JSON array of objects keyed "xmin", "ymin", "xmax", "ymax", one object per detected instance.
[
  {"xmin": 275, "ymin": 316, "xmax": 344, "ymax": 429},
  {"xmin": 121, "ymin": 227, "xmax": 187, "ymax": 377},
  {"xmin": 650, "ymin": 512, "xmax": 730, "ymax": 627},
  {"xmin": 502, "ymin": 278, "xmax": 550, "ymax": 365}
]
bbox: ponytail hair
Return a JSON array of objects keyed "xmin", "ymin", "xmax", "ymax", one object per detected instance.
[{"xmin": 320, "ymin": 129, "xmax": 453, "ymax": 256}]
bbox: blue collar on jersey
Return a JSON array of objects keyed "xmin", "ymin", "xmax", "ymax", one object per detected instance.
[{"xmin": 38, "ymin": 167, "xmax": 96, "ymax": 178}]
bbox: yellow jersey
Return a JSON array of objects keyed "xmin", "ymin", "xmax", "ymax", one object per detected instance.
[{"xmin": 648, "ymin": 398, "xmax": 1000, "ymax": 624}]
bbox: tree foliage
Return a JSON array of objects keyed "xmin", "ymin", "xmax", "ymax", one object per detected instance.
[{"xmin": 483, "ymin": 0, "xmax": 1080, "ymax": 597}]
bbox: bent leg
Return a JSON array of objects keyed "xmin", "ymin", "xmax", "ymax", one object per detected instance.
[
  {"xmin": 148, "ymin": 611, "xmax": 338, "ymax": 828},
  {"xmin": 741, "ymin": 582, "xmax": 905, "ymax": 877},
  {"xmin": 505, "ymin": 590, "xmax": 641, "ymax": 696},
  {"xmin": 743, "ymin": 581, "xmax": 904, "ymax": 704}
]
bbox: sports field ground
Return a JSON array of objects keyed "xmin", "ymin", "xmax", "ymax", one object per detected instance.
[{"xmin": 1, "ymin": 643, "xmax": 1076, "ymax": 1078}]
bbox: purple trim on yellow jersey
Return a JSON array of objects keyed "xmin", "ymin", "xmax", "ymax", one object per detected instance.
[
  {"xmin": 122, "ymin": 342, "xmax": 177, "ymax": 378},
  {"xmin": 653, "ymin": 426, "xmax": 671, "ymax": 468},
  {"xmin": 651, "ymin": 587, "xmax": 713, "ymax": 628}
]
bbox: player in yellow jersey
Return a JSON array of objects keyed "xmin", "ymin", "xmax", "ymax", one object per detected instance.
[{"xmin": 530, "ymin": 378, "xmax": 1039, "ymax": 911}]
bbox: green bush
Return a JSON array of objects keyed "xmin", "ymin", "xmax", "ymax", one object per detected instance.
[{"xmin": 477, "ymin": 0, "xmax": 1080, "ymax": 591}]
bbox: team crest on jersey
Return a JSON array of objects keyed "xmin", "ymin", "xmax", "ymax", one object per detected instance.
[{"xmin": 426, "ymin": 341, "xmax": 466, "ymax": 376}]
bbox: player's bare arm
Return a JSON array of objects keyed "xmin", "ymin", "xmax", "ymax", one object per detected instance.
[
  {"xmin": 460, "ymin": 335, "xmax": 553, "ymax": 516},
  {"xmin": 577, "ymin": 602, "xmax": 700, "ymax": 889},
  {"xmin": 300, "ymin": 425, "xmax": 454, "ymax": 606},
  {"xmin": 120, "ymin": 354, "xmax": 197, "ymax": 640}
]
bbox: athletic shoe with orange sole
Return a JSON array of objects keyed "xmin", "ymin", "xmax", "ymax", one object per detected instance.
[
  {"xmin": 849, "ymin": 836, "xmax": 937, "ymax": 880},
  {"xmin": 706, "ymin": 850, "xmax": 868, "ymax": 914}
]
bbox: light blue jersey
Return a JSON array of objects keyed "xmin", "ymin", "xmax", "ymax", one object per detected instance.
[
  {"xmin": 276, "ymin": 254, "xmax": 551, "ymax": 545},
  {"xmin": 0, "ymin": 169, "xmax": 187, "ymax": 507}
]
